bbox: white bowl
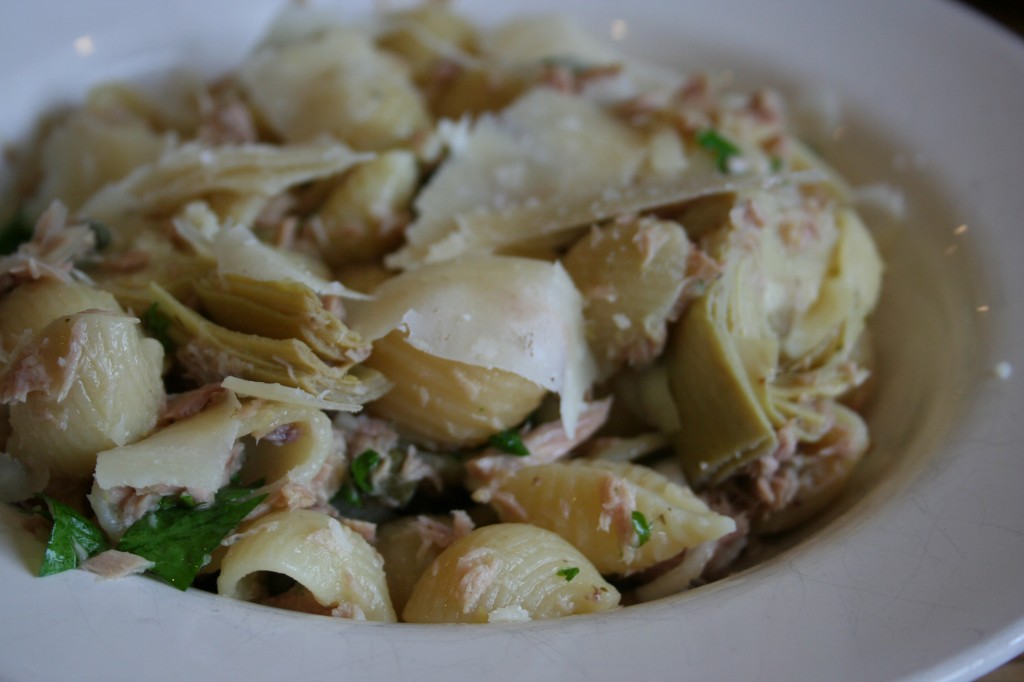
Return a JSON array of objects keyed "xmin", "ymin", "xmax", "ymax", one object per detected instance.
[{"xmin": 2, "ymin": 1, "xmax": 1023, "ymax": 680}]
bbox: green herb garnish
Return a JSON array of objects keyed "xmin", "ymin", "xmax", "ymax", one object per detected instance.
[
  {"xmin": 488, "ymin": 429, "xmax": 530, "ymax": 456},
  {"xmin": 769, "ymin": 156, "xmax": 784, "ymax": 173},
  {"xmin": 696, "ymin": 128, "xmax": 742, "ymax": 174},
  {"xmin": 351, "ymin": 449, "xmax": 381, "ymax": 493},
  {"xmin": 117, "ymin": 485, "xmax": 266, "ymax": 590},
  {"xmin": 140, "ymin": 302, "xmax": 173, "ymax": 352},
  {"xmin": 631, "ymin": 511, "xmax": 652, "ymax": 548},
  {"xmin": 35, "ymin": 496, "xmax": 110, "ymax": 576},
  {"xmin": 333, "ymin": 480, "xmax": 362, "ymax": 508},
  {"xmin": 556, "ymin": 566, "xmax": 580, "ymax": 582},
  {"xmin": 0, "ymin": 211, "xmax": 33, "ymax": 255},
  {"xmin": 86, "ymin": 219, "xmax": 112, "ymax": 251}
]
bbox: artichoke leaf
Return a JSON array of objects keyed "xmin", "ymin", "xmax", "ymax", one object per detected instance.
[
  {"xmin": 194, "ymin": 273, "xmax": 369, "ymax": 367},
  {"xmin": 148, "ymin": 283, "xmax": 374, "ymax": 407},
  {"xmin": 666, "ymin": 291, "xmax": 778, "ymax": 485}
]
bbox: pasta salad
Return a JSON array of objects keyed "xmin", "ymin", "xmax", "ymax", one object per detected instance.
[{"xmin": 0, "ymin": 3, "xmax": 882, "ymax": 623}]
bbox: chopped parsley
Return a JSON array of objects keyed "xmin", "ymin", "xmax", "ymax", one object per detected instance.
[
  {"xmin": 696, "ymin": 128, "xmax": 742, "ymax": 174},
  {"xmin": 488, "ymin": 429, "xmax": 530, "ymax": 456},
  {"xmin": 631, "ymin": 510, "xmax": 652, "ymax": 548},
  {"xmin": 35, "ymin": 496, "xmax": 110, "ymax": 576},
  {"xmin": 118, "ymin": 485, "xmax": 266, "ymax": 590},
  {"xmin": 0, "ymin": 211, "xmax": 33, "ymax": 255},
  {"xmin": 334, "ymin": 480, "xmax": 362, "ymax": 508},
  {"xmin": 140, "ymin": 302, "xmax": 173, "ymax": 352},
  {"xmin": 769, "ymin": 156, "xmax": 784, "ymax": 173},
  {"xmin": 86, "ymin": 219, "xmax": 112, "ymax": 251},
  {"xmin": 351, "ymin": 449, "xmax": 381, "ymax": 493},
  {"xmin": 556, "ymin": 566, "xmax": 580, "ymax": 582}
]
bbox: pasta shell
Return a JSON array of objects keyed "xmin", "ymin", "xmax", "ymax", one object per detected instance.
[
  {"xmin": 362, "ymin": 330, "xmax": 545, "ymax": 448},
  {"xmin": 375, "ymin": 512, "xmax": 473, "ymax": 614},
  {"xmin": 402, "ymin": 523, "xmax": 619, "ymax": 623},
  {"xmin": 314, "ymin": 151, "xmax": 419, "ymax": 267},
  {"xmin": 218, "ymin": 508, "xmax": 396, "ymax": 622},
  {"xmin": 27, "ymin": 109, "xmax": 168, "ymax": 216},
  {"xmin": 489, "ymin": 460, "xmax": 735, "ymax": 575},
  {"xmin": 0, "ymin": 280, "xmax": 123, "ymax": 354},
  {"xmin": 563, "ymin": 217, "xmax": 691, "ymax": 378},
  {"xmin": 1, "ymin": 310, "xmax": 164, "ymax": 478},
  {"xmin": 348, "ymin": 255, "xmax": 594, "ymax": 439},
  {"xmin": 378, "ymin": 4, "xmax": 479, "ymax": 79},
  {"xmin": 239, "ymin": 28, "xmax": 430, "ymax": 150},
  {"xmin": 237, "ymin": 400, "xmax": 339, "ymax": 498}
]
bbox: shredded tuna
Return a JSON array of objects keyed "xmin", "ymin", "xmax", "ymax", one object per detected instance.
[
  {"xmin": 485, "ymin": 490, "xmax": 527, "ymax": 521},
  {"xmin": 632, "ymin": 218, "xmax": 673, "ymax": 269},
  {"xmin": 331, "ymin": 602, "xmax": 368, "ymax": 620},
  {"xmin": 673, "ymin": 247, "xmax": 723, "ymax": 316},
  {"xmin": 0, "ymin": 315, "xmax": 88, "ymax": 406},
  {"xmin": 397, "ymin": 446, "xmax": 442, "ymax": 493},
  {"xmin": 93, "ymin": 249, "xmax": 150, "ymax": 273},
  {"xmin": 197, "ymin": 89, "xmax": 258, "ymax": 146},
  {"xmin": 265, "ymin": 481, "xmax": 317, "ymax": 510},
  {"xmin": 339, "ymin": 517, "xmax": 377, "ymax": 544},
  {"xmin": 750, "ymin": 422, "xmax": 799, "ymax": 509},
  {"xmin": 598, "ymin": 472, "xmax": 636, "ymax": 549},
  {"xmin": 456, "ymin": 547, "xmax": 499, "ymax": 614},
  {"xmin": 0, "ymin": 202, "xmax": 97, "ymax": 295},
  {"xmin": 539, "ymin": 61, "xmax": 623, "ymax": 94},
  {"xmin": 81, "ymin": 549, "xmax": 154, "ymax": 579},
  {"xmin": 259, "ymin": 423, "xmax": 302, "ymax": 445},
  {"xmin": 334, "ymin": 413, "xmax": 401, "ymax": 461},
  {"xmin": 411, "ymin": 510, "xmax": 475, "ymax": 561},
  {"xmin": 157, "ymin": 385, "xmax": 226, "ymax": 427},
  {"xmin": 467, "ymin": 398, "xmax": 611, "ymax": 492},
  {"xmin": 221, "ymin": 520, "xmax": 280, "ymax": 547}
]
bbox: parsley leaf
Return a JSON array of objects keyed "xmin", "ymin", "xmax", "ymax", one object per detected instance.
[
  {"xmin": 696, "ymin": 128, "xmax": 742, "ymax": 174},
  {"xmin": 140, "ymin": 302, "xmax": 173, "ymax": 352},
  {"xmin": 86, "ymin": 220, "xmax": 112, "ymax": 251},
  {"xmin": 631, "ymin": 510, "xmax": 652, "ymax": 548},
  {"xmin": 333, "ymin": 480, "xmax": 362, "ymax": 508},
  {"xmin": 0, "ymin": 211, "xmax": 33, "ymax": 255},
  {"xmin": 556, "ymin": 566, "xmax": 580, "ymax": 582},
  {"xmin": 488, "ymin": 429, "xmax": 530, "ymax": 456},
  {"xmin": 118, "ymin": 486, "xmax": 266, "ymax": 590},
  {"xmin": 351, "ymin": 449, "xmax": 381, "ymax": 493},
  {"xmin": 36, "ymin": 496, "xmax": 110, "ymax": 576}
]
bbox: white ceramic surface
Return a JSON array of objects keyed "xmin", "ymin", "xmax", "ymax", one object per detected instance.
[{"xmin": 2, "ymin": 1, "xmax": 1023, "ymax": 680}]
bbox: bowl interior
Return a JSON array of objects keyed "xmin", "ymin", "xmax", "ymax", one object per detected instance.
[{"xmin": 0, "ymin": 2, "xmax": 1014, "ymax": 681}]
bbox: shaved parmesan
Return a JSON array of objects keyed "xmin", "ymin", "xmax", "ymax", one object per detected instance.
[
  {"xmin": 221, "ymin": 377, "xmax": 363, "ymax": 412},
  {"xmin": 346, "ymin": 256, "xmax": 595, "ymax": 437},
  {"xmin": 94, "ymin": 392, "xmax": 242, "ymax": 495},
  {"xmin": 211, "ymin": 224, "xmax": 369, "ymax": 299},
  {"xmin": 388, "ymin": 89, "xmax": 646, "ymax": 268}
]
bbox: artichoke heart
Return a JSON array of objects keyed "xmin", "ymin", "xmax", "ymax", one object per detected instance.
[
  {"xmin": 148, "ymin": 282, "xmax": 378, "ymax": 406},
  {"xmin": 667, "ymin": 194, "xmax": 881, "ymax": 485},
  {"xmin": 194, "ymin": 272, "xmax": 370, "ymax": 366},
  {"xmin": 667, "ymin": 283, "xmax": 778, "ymax": 485}
]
